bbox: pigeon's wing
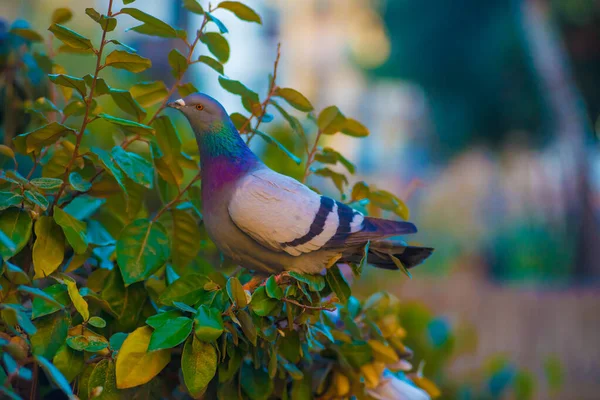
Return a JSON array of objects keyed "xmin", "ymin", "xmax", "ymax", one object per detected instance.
[{"xmin": 229, "ymin": 169, "xmax": 363, "ymax": 256}]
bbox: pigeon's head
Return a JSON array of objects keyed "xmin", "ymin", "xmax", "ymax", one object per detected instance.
[{"xmin": 167, "ymin": 93, "xmax": 230, "ymax": 133}]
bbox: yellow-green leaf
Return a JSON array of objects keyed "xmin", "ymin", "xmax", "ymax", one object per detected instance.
[
  {"xmin": 170, "ymin": 210, "xmax": 201, "ymax": 271},
  {"xmin": 183, "ymin": 0, "xmax": 204, "ymax": 14},
  {"xmin": 48, "ymin": 74, "xmax": 87, "ymax": 97},
  {"xmin": 168, "ymin": 48, "xmax": 188, "ymax": 79},
  {"xmin": 342, "ymin": 118, "xmax": 369, "ymax": 137},
  {"xmin": 12, "ymin": 122, "xmax": 76, "ymax": 154},
  {"xmin": 274, "ymin": 88, "xmax": 313, "ymax": 112},
  {"xmin": 33, "ymin": 217, "xmax": 65, "ymax": 279},
  {"xmin": 98, "ymin": 113, "xmax": 154, "ymax": 136},
  {"xmin": 317, "ymin": 105, "xmax": 346, "ymax": 135},
  {"xmin": 0, "ymin": 208, "xmax": 32, "ymax": 259},
  {"xmin": 197, "ymin": 55, "xmax": 223, "ymax": 74},
  {"xmin": 64, "ymin": 276, "xmax": 90, "ymax": 321},
  {"xmin": 217, "ymin": 1, "xmax": 262, "ymax": 24},
  {"xmin": 120, "ymin": 8, "xmax": 178, "ymax": 38},
  {"xmin": 130, "ymin": 81, "xmax": 168, "ymax": 107},
  {"xmin": 10, "ymin": 28, "xmax": 43, "ymax": 42},
  {"xmin": 85, "ymin": 7, "xmax": 117, "ymax": 32},
  {"xmin": 115, "ymin": 326, "xmax": 170, "ymax": 389},
  {"xmin": 182, "ymin": 336, "xmax": 217, "ymax": 397},
  {"xmin": 177, "ymin": 82, "xmax": 198, "ymax": 98},
  {"xmin": 116, "ymin": 219, "xmax": 170, "ymax": 285},
  {"xmin": 52, "ymin": 8, "xmax": 73, "ymax": 25},
  {"xmin": 109, "ymin": 89, "xmax": 146, "ymax": 120},
  {"xmin": 48, "ymin": 23, "xmax": 93, "ymax": 50},
  {"xmin": 104, "ymin": 50, "xmax": 152, "ymax": 73},
  {"xmin": 226, "ymin": 277, "xmax": 247, "ymax": 308},
  {"xmin": 200, "ymin": 32, "xmax": 230, "ymax": 63},
  {"xmin": 53, "ymin": 207, "xmax": 88, "ymax": 254}
]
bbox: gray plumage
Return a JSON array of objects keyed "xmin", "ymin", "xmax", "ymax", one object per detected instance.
[{"xmin": 168, "ymin": 93, "xmax": 433, "ymax": 275}]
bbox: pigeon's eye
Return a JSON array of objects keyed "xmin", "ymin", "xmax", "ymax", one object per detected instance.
[{"xmin": 195, "ymin": 104, "xmax": 204, "ymax": 111}]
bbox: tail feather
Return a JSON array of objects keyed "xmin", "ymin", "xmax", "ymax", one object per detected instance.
[
  {"xmin": 328, "ymin": 217, "xmax": 417, "ymax": 247},
  {"xmin": 342, "ymin": 240, "xmax": 433, "ymax": 270}
]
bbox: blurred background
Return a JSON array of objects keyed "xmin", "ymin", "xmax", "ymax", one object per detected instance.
[{"xmin": 2, "ymin": 0, "xmax": 600, "ymax": 398}]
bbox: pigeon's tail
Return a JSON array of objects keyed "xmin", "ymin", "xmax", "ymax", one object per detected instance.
[{"xmin": 341, "ymin": 240, "xmax": 433, "ymax": 270}]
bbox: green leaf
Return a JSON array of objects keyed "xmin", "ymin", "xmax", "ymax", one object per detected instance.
[
  {"xmin": 254, "ymin": 130, "xmax": 302, "ymax": 165},
  {"xmin": 289, "ymin": 271, "xmax": 326, "ymax": 291},
  {"xmin": 177, "ymin": 82, "xmax": 198, "ymax": 98},
  {"xmin": 52, "ymin": 8, "xmax": 73, "ymax": 24},
  {"xmin": 326, "ymin": 265, "xmax": 351, "ymax": 304},
  {"xmin": 31, "ymin": 97, "xmax": 60, "ymax": 113},
  {"xmin": 168, "ymin": 48, "xmax": 188, "ymax": 79},
  {"xmin": 317, "ymin": 105, "xmax": 346, "ymax": 135},
  {"xmin": 183, "ymin": 0, "xmax": 204, "ymax": 14},
  {"xmin": 98, "ymin": 113, "xmax": 154, "ymax": 136},
  {"xmin": 265, "ymin": 276, "xmax": 283, "ymax": 300},
  {"xmin": 85, "ymin": 8, "xmax": 117, "ymax": 32},
  {"xmin": 115, "ymin": 326, "xmax": 170, "ymax": 389},
  {"xmin": 148, "ymin": 316, "xmax": 193, "ymax": 351},
  {"xmin": 48, "ymin": 23, "xmax": 93, "ymax": 50},
  {"xmin": 146, "ymin": 310, "xmax": 182, "ymax": 328},
  {"xmin": 194, "ymin": 305, "xmax": 224, "ymax": 342},
  {"xmin": 314, "ymin": 167, "xmax": 348, "ymax": 194},
  {"xmin": 236, "ymin": 309, "xmax": 257, "ymax": 346},
  {"xmin": 218, "ymin": 76, "xmax": 257, "ymax": 99},
  {"xmin": 53, "ymin": 344, "xmax": 84, "ymax": 383},
  {"xmin": 218, "ymin": 1, "xmax": 262, "ymax": 24},
  {"xmin": 351, "ymin": 181, "xmax": 370, "ymax": 202},
  {"xmin": 116, "ymin": 219, "xmax": 170, "ymax": 286},
  {"xmin": 69, "ymin": 172, "xmax": 92, "ymax": 192},
  {"xmin": 35, "ymin": 355, "xmax": 75, "ymax": 399},
  {"xmin": 342, "ymin": 118, "xmax": 370, "ymax": 137},
  {"xmin": 88, "ymin": 359, "xmax": 121, "ymax": 399},
  {"xmin": 339, "ymin": 341, "xmax": 373, "ymax": 369},
  {"xmin": 89, "ymin": 146, "xmax": 129, "ymax": 202},
  {"xmin": 12, "ymin": 122, "xmax": 75, "ymax": 154},
  {"xmin": 182, "ymin": 336, "xmax": 217, "ymax": 397},
  {"xmin": 24, "ymin": 190, "xmax": 49, "ymax": 210},
  {"xmin": 0, "ymin": 208, "xmax": 31, "ymax": 259},
  {"xmin": 10, "ymin": 27, "xmax": 43, "ymax": 42},
  {"xmin": 250, "ymin": 286, "xmax": 279, "ymax": 317},
  {"xmin": 88, "ymin": 316, "xmax": 106, "ymax": 328},
  {"xmin": 66, "ymin": 335, "xmax": 108, "ymax": 352},
  {"xmin": 274, "ymin": 88, "xmax": 313, "ymax": 112},
  {"xmin": 241, "ymin": 361, "xmax": 273, "ymax": 400},
  {"xmin": 170, "ymin": 210, "xmax": 201, "ymax": 272},
  {"xmin": 32, "ymin": 284, "xmax": 69, "ymax": 319},
  {"xmin": 104, "ymin": 50, "xmax": 152, "ymax": 73},
  {"xmin": 389, "ymin": 253, "xmax": 412, "ymax": 279},
  {"xmin": 32, "ymin": 216, "xmax": 64, "ymax": 279},
  {"xmin": 49, "ymin": 74, "xmax": 87, "ymax": 97},
  {"xmin": 206, "ymin": 12, "xmax": 229, "ymax": 34},
  {"xmin": 30, "ymin": 177, "xmax": 63, "ymax": 190},
  {"xmin": 109, "ymin": 89, "xmax": 146, "ymax": 120},
  {"xmin": 0, "ymin": 192, "xmax": 23, "ymax": 211},
  {"xmin": 130, "ymin": 81, "xmax": 168, "ymax": 107},
  {"xmin": 31, "ymin": 312, "xmax": 69, "ymax": 359},
  {"xmin": 315, "ymin": 147, "xmax": 355, "ymax": 174},
  {"xmin": 18, "ymin": 285, "xmax": 63, "ymax": 308},
  {"xmin": 82, "ymin": 74, "xmax": 111, "ymax": 96},
  {"xmin": 197, "ymin": 55, "xmax": 223, "ymax": 74},
  {"xmin": 200, "ymin": 32, "xmax": 230, "ymax": 63},
  {"xmin": 121, "ymin": 8, "xmax": 178, "ymax": 38},
  {"xmin": 111, "ymin": 146, "xmax": 154, "ymax": 189},
  {"xmin": 63, "ymin": 276, "xmax": 89, "ymax": 321},
  {"xmin": 109, "ymin": 333, "xmax": 128, "ymax": 352},
  {"xmin": 356, "ymin": 241, "xmax": 370, "ymax": 276},
  {"xmin": 226, "ymin": 277, "xmax": 247, "ymax": 308},
  {"xmin": 159, "ymin": 274, "xmax": 209, "ymax": 306},
  {"xmin": 369, "ymin": 189, "xmax": 410, "ymax": 220},
  {"xmin": 53, "ymin": 207, "xmax": 88, "ymax": 254}
]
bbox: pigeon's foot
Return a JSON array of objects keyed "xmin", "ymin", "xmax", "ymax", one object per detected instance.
[{"xmin": 242, "ymin": 275, "xmax": 263, "ymax": 291}]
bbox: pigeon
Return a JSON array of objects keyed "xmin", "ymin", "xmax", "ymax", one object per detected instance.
[{"xmin": 167, "ymin": 93, "xmax": 433, "ymax": 276}]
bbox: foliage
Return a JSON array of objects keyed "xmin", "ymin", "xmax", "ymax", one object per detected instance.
[{"xmin": 0, "ymin": 1, "xmax": 436, "ymax": 399}]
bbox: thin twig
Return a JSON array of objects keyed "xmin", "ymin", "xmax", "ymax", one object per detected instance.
[
  {"xmin": 282, "ymin": 297, "xmax": 336, "ymax": 311},
  {"xmin": 50, "ymin": 0, "xmax": 115, "ymax": 213},
  {"xmin": 302, "ymin": 129, "xmax": 323, "ymax": 183},
  {"xmin": 242, "ymin": 43, "xmax": 282, "ymax": 142},
  {"xmin": 152, "ymin": 171, "xmax": 201, "ymax": 222}
]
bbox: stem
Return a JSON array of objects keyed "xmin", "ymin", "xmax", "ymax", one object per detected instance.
[
  {"xmin": 50, "ymin": 0, "xmax": 115, "ymax": 213},
  {"xmin": 152, "ymin": 171, "xmax": 201, "ymax": 222},
  {"xmin": 242, "ymin": 43, "xmax": 281, "ymax": 141},
  {"xmin": 282, "ymin": 297, "xmax": 336, "ymax": 311},
  {"xmin": 302, "ymin": 129, "xmax": 323, "ymax": 183}
]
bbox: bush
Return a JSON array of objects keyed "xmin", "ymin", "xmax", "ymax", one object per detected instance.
[{"xmin": 0, "ymin": 1, "xmax": 438, "ymax": 398}]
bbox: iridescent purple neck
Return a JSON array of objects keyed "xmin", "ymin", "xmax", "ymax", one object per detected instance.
[{"xmin": 195, "ymin": 120, "xmax": 260, "ymax": 193}]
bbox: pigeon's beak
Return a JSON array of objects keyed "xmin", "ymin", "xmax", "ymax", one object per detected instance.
[{"xmin": 167, "ymin": 99, "xmax": 185, "ymax": 109}]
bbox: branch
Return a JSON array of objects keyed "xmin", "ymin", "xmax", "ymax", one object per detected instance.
[
  {"xmin": 282, "ymin": 297, "xmax": 336, "ymax": 312},
  {"xmin": 302, "ymin": 129, "xmax": 323, "ymax": 183},
  {"xmin": 243, "ymin": 43, "xmax": 282, "ymax": 143},
  {"xmin": 152, "ymin": 171, "xmax": 202, "ymax": 222},
  {"xmin": 50, "ymin": 0, "xmax": 115, "ymax": 213}
]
